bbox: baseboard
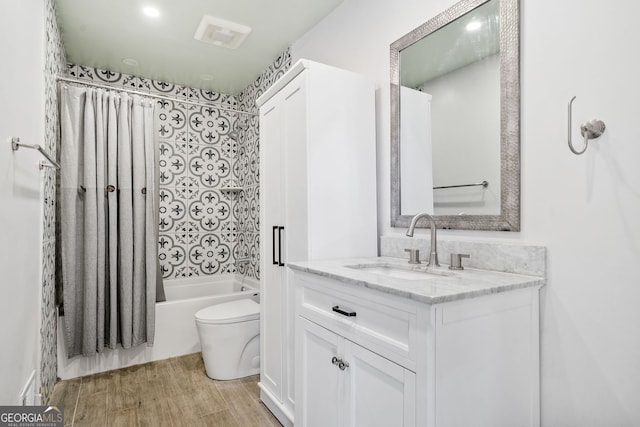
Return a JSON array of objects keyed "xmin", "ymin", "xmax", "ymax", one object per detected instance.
[{"xmin": 258, "ymin": 382, "xmax": 294, "ymax": 427}]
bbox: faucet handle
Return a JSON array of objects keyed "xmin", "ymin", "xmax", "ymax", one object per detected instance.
[
  {"xmin": 404, "ymin": 248, "xmax": 421, "ymax": 265},
  {"xmin": 449, "ymin": 253, "xmax": 470, "ymax": 270}
]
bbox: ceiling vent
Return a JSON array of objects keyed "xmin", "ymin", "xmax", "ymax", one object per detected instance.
[{"xmin": 194, "ymin": 15, "xmax": 252, "ymax": 49}]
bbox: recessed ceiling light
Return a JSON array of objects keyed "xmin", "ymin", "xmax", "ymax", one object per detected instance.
[
  {"xmin": 200, "ymin": 74, "xmax": 214, "ymax": 81},
  {"xmin": 122, "ymin": 58, "xmax": 139, "ymax": 66},
  {"xmin": 143, "ymin": 6, "xmax": 160, "ymax": 18},
  {"xmin": 466, "ymin": 21, "xmax": 482, "ymax": 31}
]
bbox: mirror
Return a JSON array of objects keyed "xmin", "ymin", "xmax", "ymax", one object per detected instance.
[{"xmin": 390, "ymin": 0, "xmax": 520, "ymax": 231}]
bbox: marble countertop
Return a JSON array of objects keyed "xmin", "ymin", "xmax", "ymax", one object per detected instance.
[{"xmin": 287, "ymin": 257, "xmax": 545, "ymax": 305}]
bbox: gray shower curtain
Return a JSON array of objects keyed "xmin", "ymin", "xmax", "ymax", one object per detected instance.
[{"xmin": 60, "ymin": 84, "xmax": 160, "ymax": 357}]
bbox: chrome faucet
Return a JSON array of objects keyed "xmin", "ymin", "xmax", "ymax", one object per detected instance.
[{"xmin": 406, "ymin": 212, "xmax": 440, "ymax": 267}]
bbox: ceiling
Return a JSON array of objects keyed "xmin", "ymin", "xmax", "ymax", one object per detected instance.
[{"xmin": 55, "ymin": 0, "xmax": 344, "ymax": 95}]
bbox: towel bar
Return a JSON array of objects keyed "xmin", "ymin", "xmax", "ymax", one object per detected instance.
[
  {"xmin": 11, "ymin": 137, "xmax": 60, "ymax": 170},
  {"xmin": 433, "ymin": 180, "xmax": 488, "ymax": 190}
]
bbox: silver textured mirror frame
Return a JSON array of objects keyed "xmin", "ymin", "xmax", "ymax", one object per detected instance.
[{"xmin": 390, "ymin": 0, "xmax": 520, "ymax": 231}]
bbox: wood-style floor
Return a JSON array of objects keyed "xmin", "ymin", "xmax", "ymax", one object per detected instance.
[{"xmin": 49, "ymin": 352, "xmax": 282, "ymax": 427}]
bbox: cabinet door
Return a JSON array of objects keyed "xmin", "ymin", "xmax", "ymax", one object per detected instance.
[
  {"xmin": 259, "ymin": 96, "xmax": 285, "ymax": 399},
  {"xmin": 297, "ymin": 316, "xmax": 416, "ymax": 427},
  {"xmin": 281, "ymin": 73, "xmax": 308, "ymax": 265},
  {"xmin": 280, "ymin": 74, "xmax": 308, "ymax": 411},
  {"xmin": 345, "ymin": 341, "xmax": 416, "ymax": 427},
  {"xmin": 296, "ymin": 318, "xmax": 341, "ymax": 427}
]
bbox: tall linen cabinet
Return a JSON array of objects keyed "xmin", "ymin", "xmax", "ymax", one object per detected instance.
[{"xmin": 256, "ymin": 59, "xmax": 377, "ymax": 426}]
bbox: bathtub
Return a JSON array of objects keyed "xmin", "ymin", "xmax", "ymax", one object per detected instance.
[{"xmin": 57, "ymin": 273, "xmax": 259, "ymax": 380}]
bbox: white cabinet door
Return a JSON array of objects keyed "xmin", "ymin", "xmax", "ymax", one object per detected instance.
[
  {"xmin": 280, "ymin": 74, "xmax": 308, "ymax": 412},
  {"xmin": 281, "ymin": 74, "xmax": 309, "ymax": 265},
  {"xmin": 259, "ymin": 95, "xmax": 285, "ymax": 400},
  {"xmin": 297, "ymin": 317, "xmax": 416, "ymax": 427},
  {"xmin": 297, "ymin": 318, "xmax": 341, "ymax": 427},
  {"xmin": 345, "ymin": 341, "xmax": 416, "ymax": 427}
]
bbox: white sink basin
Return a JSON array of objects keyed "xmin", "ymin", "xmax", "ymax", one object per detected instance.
[{"xmin": 345, "ymin": 263, "xmax": 452, "ymax": 280}]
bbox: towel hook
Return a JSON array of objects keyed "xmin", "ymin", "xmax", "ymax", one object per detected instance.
[{"xmin": 568, "ymin": 96, "xmax": 606, "ymax": 155}]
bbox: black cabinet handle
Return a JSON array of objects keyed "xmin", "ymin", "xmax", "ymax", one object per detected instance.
[
  {"xmin": 332, "ymin": 305, "xmax": 356, "ymax": 317},
  {"xmin": 278, "ymin": 226, "xmax": 284, "ymax": 266},
  {"xmin": 272, "ymin": 226, "xmax": 278, "ymax": 265}
]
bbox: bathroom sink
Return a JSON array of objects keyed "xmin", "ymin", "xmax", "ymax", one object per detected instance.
[{"xmin": 345, "ymin": 263, "xmax": 452, "ymax": 280}]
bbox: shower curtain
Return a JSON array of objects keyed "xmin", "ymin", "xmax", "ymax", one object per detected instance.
[{"xmin": 60, "ymin": 84, "xmax": 160, "ymax": 357}]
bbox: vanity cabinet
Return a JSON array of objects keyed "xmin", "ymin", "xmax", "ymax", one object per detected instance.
[
  {"xmin": 298, "ymin": 317, "xmax": 416, "ymax": 427},
  {"xmin": 256, "ymin": 59, "xmax": 377, "ymax": 426},
  {"xmin": 294, "ymin": 268, "xmax": 541, "ymax": 427}
]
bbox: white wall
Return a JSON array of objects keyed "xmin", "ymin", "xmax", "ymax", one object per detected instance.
[
  {"xmin": 0, "ymin": 0, "xmax": 45, "ymax": 404},
  {"xmin": 293, "ymin": 0, "xmax": 640, "ymax": 424}
]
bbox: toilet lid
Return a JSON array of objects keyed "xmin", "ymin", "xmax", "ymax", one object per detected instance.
[{"xmin": 195, "ymin": 299, "xmax": 260, "ymax": 325}]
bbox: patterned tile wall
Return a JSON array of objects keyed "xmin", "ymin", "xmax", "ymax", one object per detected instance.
[
  {"xmin": 236, "ymin": 48, "xmax": 292, "ymax": 280},
  {"xmin": 41, "ymin": 0, "xmax": 66, "ymax": 404},
  {"xmin": 155, "ymin": 100, "xmax": 238, "ymax": 277},
  {"xmin": 64, "ymin": 48, "xmax": 291, "ymax": 281},
  {"xmin": 64, "ymin": 64, "xmax": 241, "ymax": 279}
]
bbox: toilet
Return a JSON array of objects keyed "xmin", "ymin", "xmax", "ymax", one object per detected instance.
[{"xmin": 195, "ymin": 298, "xmax": 260, "ymax": 380}]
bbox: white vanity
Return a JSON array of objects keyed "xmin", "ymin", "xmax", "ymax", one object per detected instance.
[{"xmin": 290, "ymin": 256, "xmax": 544, "ymax": 427}]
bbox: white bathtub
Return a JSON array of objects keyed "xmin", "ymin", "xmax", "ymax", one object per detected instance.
[{"xmin": 57, "ymin": 273, "xmax": 259, "ymax": 380}]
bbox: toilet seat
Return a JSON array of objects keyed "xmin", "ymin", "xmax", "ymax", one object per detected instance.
[{"xmin": 195, "ymin": 299, "xmax": 259, "ymax": 325}]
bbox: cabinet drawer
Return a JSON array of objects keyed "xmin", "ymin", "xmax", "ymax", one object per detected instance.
[{"xmin": 296, "ymin": 273, "xmax": 417, "ymax": 369}]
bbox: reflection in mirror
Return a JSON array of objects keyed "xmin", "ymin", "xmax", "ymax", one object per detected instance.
[
  {"xmin": 401, "ymin": 0, "xmax": 500, "ymax": 216},
  {"xmin": 400, "ymin": 87, "xmax": 434, "ymax": 214},
  {"xmin": 391, "ymin": 0, "xmax": 520, "ymax": 231}
]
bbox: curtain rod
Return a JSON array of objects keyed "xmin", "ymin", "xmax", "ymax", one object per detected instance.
[{"xmin": 56, "ymin": 75, "xmax": 258, "ymax": 116}]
